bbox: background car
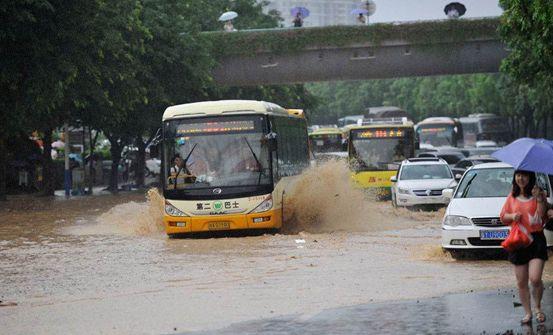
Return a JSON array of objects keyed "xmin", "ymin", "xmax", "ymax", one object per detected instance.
[
  {"xmin": 391, "ymin": 157, "xmax": 456, "ymax": 209},
  {"xmin": 451, "ymin": 155, "xmax": 499, "ymax": 180},
  {"xmin": 441, "ymin": 162, "xmax": 553, "ymax": 258},
  {"xmin": 416, "ymin": 148, "xmax": 466, "ymax": 168},
  {"xmin": 460, "ymin": 146, "xmax": 502, "ymax": 157}
]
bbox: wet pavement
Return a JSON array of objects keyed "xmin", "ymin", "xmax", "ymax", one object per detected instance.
[
  {"xmin": 183, "ymin": 285, "xmax": 553, "ymax": 335},
  {"xmin": 1, "ymin": 163, "xmax": 552, "ymax": 334}
]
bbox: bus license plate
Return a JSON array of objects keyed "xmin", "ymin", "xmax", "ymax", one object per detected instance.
[
  {"xmin": 208, "ymin": 222, "xmax": 230, "ymax": 230},
  {"xmin": 480, "ymin": 230, "xmax": 508, "ymax": 240}
]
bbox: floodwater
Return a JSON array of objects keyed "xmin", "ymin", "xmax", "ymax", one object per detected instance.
[{"xmin": 1, "ymin": 161, "xmax": 552, "ymax": 334}]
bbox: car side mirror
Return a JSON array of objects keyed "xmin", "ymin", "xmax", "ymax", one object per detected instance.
[
  {"xmin": 455, "ymin": 173, "xmax": 462, "ymax": 181},
  {"xmin": 390, "ymin": 176, "xmax": 397, "ymax": 183},
  {"xmin": 443, "ymin": 188, "xmax": 454, "ymax": 200}
]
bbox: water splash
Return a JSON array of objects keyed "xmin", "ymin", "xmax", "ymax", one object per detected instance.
[
  {"xmin": 281, "ymin": 159, "xmax": 444, "ymax": 234},
  {"xmin": 83, "ymin": 189, "xmax": 165, "ymax": 236}
]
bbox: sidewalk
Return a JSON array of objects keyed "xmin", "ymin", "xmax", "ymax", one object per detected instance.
[{"xmin": 183, "ymin": 285, "xmax": 553, "ymax": 335}]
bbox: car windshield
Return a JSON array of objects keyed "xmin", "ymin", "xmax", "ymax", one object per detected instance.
[
  {"xmin": 400, "ymin": 164, "xmax": 452, "ymax": 180},
  {"xmin": 455, "ymin": 168, "xmax": 513, "ymax": 198},
  {"xmin": 164, "ymin": 115, "xmax": 271, "ymax": 192}
]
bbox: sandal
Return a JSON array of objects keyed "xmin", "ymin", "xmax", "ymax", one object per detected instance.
[
  {"xmin": 521, "ymin": 314, "xmax": 533, "ymax": 325},
  {"xmin": 536, "ymin": 312, "xmax": 546, "ymax": 323}
]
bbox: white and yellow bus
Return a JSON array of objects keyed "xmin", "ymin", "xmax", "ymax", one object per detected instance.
[
  {"xmin": 162, "ymin": 100, "xmax": 309, "ymax": 236},
  {"xmin": 348, "ymin": 118, "xmax": 416, "ymax": 199}
]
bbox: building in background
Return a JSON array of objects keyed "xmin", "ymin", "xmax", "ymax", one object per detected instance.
[{"xmin": 262, "ymin": 0, "xmax": 361, "ymax": 27}]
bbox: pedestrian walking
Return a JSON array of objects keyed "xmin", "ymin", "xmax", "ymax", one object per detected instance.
[
  {"xmin": 499, "ymin": 170, "xmax": 548, "ymax": 325},
  {"xmin": 293, "ymin": 12, "xmax": 303, "ymax": 27},
  {"xmin": 223, "ymin": 20, "xmax": 236, "ymax": 32}
]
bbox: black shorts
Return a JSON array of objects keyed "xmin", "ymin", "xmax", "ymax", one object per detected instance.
[{"xmin": 508, "ymin": 231, "xmax": 549, "ymax": 265}]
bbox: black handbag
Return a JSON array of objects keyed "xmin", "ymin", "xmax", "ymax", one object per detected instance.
[{"xmin": 545, "ymin": 218, "xmax": 553, "ymax": 231}]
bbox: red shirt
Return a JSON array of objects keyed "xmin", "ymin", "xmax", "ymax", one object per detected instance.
[{"xmin": 500, "ymin": 194, "xmax": 545, "ymax": 233}]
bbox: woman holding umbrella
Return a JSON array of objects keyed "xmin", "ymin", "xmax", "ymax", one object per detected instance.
[
  {"xmin": 292, "ymin": 12, "xmax": 303, "ymax": 27},
  {"xmin": 290, "ymin": 6, "xmax": 308, "ymax": 28},
  {"xmin": 500, "ymin": 170, "xmax": 548, "ymax": 325},
  {"xmin": 219, "ymin": 11, "xmax": 238, "ymax": 32}
]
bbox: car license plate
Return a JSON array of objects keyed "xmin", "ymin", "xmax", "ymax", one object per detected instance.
[
  {"xmin": 316, "ymin": 140, "xmax": 324, "ymax": 146},
  {"xmin": 480, "ymin": 230, "xmax": 508, "ymax": 240},
  {"xmin": 208, "ymin": 222, "xmax": 230, "ymax": 230}
]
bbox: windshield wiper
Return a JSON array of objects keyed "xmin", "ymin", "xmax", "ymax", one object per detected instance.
[
  {"xmin": 460, "ymin": 173, "xmax": 477, "ymax": 198},
  {"xmin": 243, "ymin": 137, "xmax": 264, "ymax": 185},
  {"xmin": 173, "ymin": 143, "xmax": 198, "ymax": 189},
  {"xmin": 182, "ymin": 143, "xmax": 198, "ymax": 175}
]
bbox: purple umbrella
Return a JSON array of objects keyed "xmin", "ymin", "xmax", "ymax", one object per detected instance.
[
  {"xmin": 290, "ymin": 6, "xmax": 309, "ymax": 18},
  {"xmin": 491, "ymin": 138, "xmax": 553, "ymax": 175},
  {"xmin": 351, "ymin": 8, "xmax": 368, "ymax": 15}
]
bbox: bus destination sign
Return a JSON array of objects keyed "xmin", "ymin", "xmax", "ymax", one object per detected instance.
[
  {"xmin": 354, "ymin": 128, "xmax": 404, "ymax": 139},
  {"xmin": 177, "ymin": 120, "xmax": 255, "ymax": 135}
]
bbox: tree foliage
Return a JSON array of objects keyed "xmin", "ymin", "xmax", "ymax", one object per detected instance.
[
  {"xmin": 0, "ymin": 0, "xmax": 317, "ymax": 197},
  {"xmin": 306, "ymin": 73, "xmax": 552, "ymax": 139}
]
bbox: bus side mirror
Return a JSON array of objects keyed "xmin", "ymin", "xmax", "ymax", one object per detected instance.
[
  {"xmin": 268, "ymin": 138, "xmax": 277, "ymax": 152},
  {"xmin": 264, "ymin": 132, "xmax": 278, "ymax": 151}
]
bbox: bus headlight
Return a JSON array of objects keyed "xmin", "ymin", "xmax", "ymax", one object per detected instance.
[
  {"xmin": 250, "ymin": 195, "xmax": 273, "ymax": 213},
  {"xmin": 165, "ymin": 201, "xmax": 188, "ymax": 217},
  {"xmin": 443, "ymin": 215, "xmax": 471, "ymax": 227}
]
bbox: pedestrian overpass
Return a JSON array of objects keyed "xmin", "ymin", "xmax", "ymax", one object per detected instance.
[{"xmin": 204, "ymin": 18, "xmax": 506, "ymax": 86}]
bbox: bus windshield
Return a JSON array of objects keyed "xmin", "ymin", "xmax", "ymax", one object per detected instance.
[
  {"xmin": 350, "ymin": 128, "xmax": 413, "ymax": 171},
  {"xmin": 417, "ymin": 125, "xmax": 455, "ymax": 147},
  {"xmin": 163, "ymin": 115, "xmax": 271, "ymax": 197},
  {"xmin": 310, "ymin": 133, "xmax": 343, "ymax": 153}
]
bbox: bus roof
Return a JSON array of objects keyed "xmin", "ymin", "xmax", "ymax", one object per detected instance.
[
  {"xmin": 162, "ymin": 100, "xmax": 291, "ymax": 121},
  {"xmin": 416, "ymin": 117, "xmax": 457, "ymax": 125},
  {"xmin": 349, "ymin": 120, "xmax": 414, "ymax": 130},
  {"xmin": 309, "ymin": 127, "xmax": 343, "ymax": 136},
  {"xmin": 459, "ymin": 114, "xmax": 501, "ymax": 121},
  {"xmin": 365, "ymin": 106, "xmax": 412, "ymax": 120}
]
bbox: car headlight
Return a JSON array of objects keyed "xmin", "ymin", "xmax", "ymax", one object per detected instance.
[
  {"xmin": 250, "ymin": 195, "xmax": 273, "ymax": 213},
  {"xmin": 398, "ymin": 187, "xmax": 410, "ymax": 194},
  {"xmin": 165, "ymin": 201, "xmax": 188, "ymax": 217},
  {"xmin": 443, "ymin": 215, "xmax": 472, "ymax": 227}
]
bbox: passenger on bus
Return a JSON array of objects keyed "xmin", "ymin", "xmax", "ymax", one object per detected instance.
[{"xmin": 167, "ymin": 154, "xmax": 191, "ymax": 189}]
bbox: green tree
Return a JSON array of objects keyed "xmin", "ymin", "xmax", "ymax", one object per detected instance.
[{"xmin": 499, "ymin": 0, "xmax": 553, "ymax": 137}]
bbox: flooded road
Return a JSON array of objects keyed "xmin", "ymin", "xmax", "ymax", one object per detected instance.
[{"xmin": 1, "ymin": 163, "xmax": 552, "ymax": 334}]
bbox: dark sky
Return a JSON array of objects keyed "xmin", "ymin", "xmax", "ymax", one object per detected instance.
[{"xmin": 369, "ymin": 0, "xmax": 502, "ymax": 23}]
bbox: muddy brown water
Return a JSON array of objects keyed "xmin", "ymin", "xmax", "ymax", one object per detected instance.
[{"xmin": 1, "ymin": 161, "xmax": 552, "ymax": 334}]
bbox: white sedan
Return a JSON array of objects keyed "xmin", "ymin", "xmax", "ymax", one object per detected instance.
[
  {"xmin": 441, "ymin": 162, "xmax": 553, "ymax": 257},
  {"xmin": 391, "ymin": 158, "xmax": 456, "ymax": 208}
]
